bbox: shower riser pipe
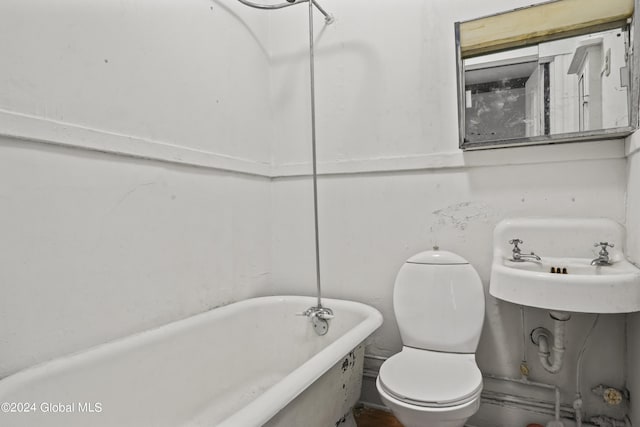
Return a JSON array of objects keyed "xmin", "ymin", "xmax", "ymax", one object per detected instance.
[{"xmin": 234, "ymin": 0, "xmax": 335, "ymax": 334}]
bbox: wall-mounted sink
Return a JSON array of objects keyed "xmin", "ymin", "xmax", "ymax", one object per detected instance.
[{"xmin": 490, "ymin": 218, "xmax": 640, "ymax": 313}]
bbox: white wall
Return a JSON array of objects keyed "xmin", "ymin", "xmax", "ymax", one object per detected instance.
[
  {"xmin": 0, "ymin": 137, "xmax": 271, "ymax": 377},
  {"xmin": 0, "ymin": 0, "xmax": 273, "ymax": 165},
  {"xmin": 0, "ymin": 0, "xmax": 273, "ymax": 377},
  {"xmin": 626, "ymin": 132, "xmax": 640, "ymax": 426},
  {"xmin": 269, "ymin": 0, "xmax": 554, "ymax": 166},
  {"xmin": 627, "ymin": 134, "xmax": 640, "ymax": 264},
  {"xmin": 268, "ymin": 0, "xmax": 630, "ymax": 422}
]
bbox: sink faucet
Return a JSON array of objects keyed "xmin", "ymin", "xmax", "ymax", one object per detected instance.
[
  {"xmin": 591, "ymin": 242, "xmax": 614, "ymax": 266},
  {"xmin": 509, "ymin": 238, "xmax": 541, "ymax": 262}
]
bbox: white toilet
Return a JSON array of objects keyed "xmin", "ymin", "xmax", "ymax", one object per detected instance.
[{"xmin": 376, "ymin": 249, "xmax": 485, "ymax": 427}]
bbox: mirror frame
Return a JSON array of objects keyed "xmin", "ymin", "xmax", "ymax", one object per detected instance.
[{"xmin": 456, "ymin": 0, "xmax": 639, "ymax": 150}]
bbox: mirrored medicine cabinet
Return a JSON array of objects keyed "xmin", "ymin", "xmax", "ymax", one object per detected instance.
[{"xmin": 455, "ymin": 0, "xmax": 639, "ymax": 150}]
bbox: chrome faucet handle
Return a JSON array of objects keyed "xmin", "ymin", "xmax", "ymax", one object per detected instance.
[
  {"xmin": 509, "ymin": 239, "xmax": 523, "ymax": 253},
  {"xmin": 594, "ymin": 242, "xmax": 614, "ymax": 248},
  {"xmin": 296, "ymin": 308, "xmax": 313, "ymax": 317},
  {"xmin": 316, "ymin": 311, "xmax": 334, "ymax": 320},
  {"xmin": 594, "ymin": 242, "xmax": 614, "ymax": 255}
]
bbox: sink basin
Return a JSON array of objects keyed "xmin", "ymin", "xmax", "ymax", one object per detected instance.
[{"xmin": 489, "ymin": 218, "xmax": 640, "ymax": 313}]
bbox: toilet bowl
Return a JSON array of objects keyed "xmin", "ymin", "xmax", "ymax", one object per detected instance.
[
  {"xmin": 376, "ymin": 347, "xmax": 482, "ymax": 427},
  {"xmin": 376, "ymin": 249, "xmax": 485, "ymax": 427}
]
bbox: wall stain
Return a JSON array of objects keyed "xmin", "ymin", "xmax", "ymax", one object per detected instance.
[{"xmin": 432, "ymin": 201, "xmax": 494, "ymax": 231}]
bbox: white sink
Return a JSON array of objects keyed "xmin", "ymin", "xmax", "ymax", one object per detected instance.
[{"xmin": 489, "ymin": 218, "xmax": 640, "ymax": 313}]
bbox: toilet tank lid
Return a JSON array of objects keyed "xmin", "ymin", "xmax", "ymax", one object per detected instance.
[{"xmin": 406, "ymin": 249, "xmax": 469, "ymax": 265}]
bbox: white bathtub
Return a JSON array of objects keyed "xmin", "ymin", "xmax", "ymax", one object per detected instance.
[{"xmin": 0, "ymin": 296, "xmax": 382, "ymax": 427}]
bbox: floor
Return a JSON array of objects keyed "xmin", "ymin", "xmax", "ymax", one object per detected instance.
[{"xmin": 353, "ymin": 406, "xmax": 404, "ymax": 427}]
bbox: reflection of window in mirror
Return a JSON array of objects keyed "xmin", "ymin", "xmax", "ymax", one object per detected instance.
[
  {"xmin": 462, "ymin": 28, "xmax": 629, "ymax": 144},
  {"xmin": 464, "ymin": 46, "xmax": 541, "ymax": 142}
]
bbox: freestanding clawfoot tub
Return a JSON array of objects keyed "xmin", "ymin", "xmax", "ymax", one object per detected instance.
[{"xmin": 0, "ymin": 296, "xmax": 382, "ymax": 427}]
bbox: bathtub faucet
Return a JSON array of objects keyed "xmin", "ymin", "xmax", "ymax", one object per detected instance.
[
  {"xmin": 298, "ymin": 305, "xmax": 334, "ymax": 320},
  {"xmin": 297, "ymin": 305, "xmax": 334, "ymax": 336}
]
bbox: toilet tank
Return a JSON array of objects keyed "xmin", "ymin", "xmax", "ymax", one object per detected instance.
[{"xmin": 393, "ymin": 250, "xmax": 485, "ymax": 353}]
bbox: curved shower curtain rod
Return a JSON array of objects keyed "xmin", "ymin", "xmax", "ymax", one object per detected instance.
[{"xmin": 236, "ymin": 0, "xmax": 334, "ymax": 24}]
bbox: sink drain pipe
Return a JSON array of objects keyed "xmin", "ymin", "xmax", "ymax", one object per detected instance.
[{"xmin": 531, "ymin": 311, "xmax": 571, "ymax": 374}]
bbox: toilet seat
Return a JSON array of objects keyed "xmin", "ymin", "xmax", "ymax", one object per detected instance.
[{"xmin": 378, "ymin": 347, "xmax": 482, "ymax": 408}]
